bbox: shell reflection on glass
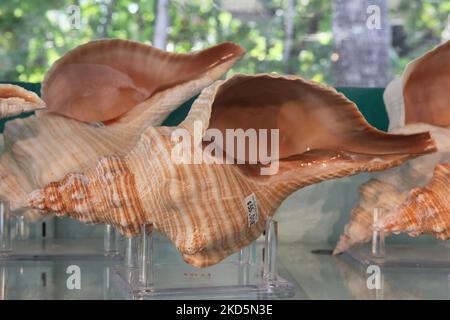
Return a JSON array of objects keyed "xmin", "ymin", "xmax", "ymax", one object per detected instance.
[
  {"xmin": 0, "ymin": 39, "xmax": 245, "ymax": 222},
  {"xmin": 13, "ymin": 73, "xmax": 436, "ymax": 267}
]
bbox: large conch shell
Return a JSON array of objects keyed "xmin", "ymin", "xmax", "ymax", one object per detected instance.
[
  {"xmin": 0, "ymin": 84, "xmax": 46, "ymax": 118},
  {"xmin": 375, "ymin": 163, "xmax": 450, "ymax": 239},
  {"xmin": 333, "ymin": 124, "xmax": 450, "ymax": 255},
  {"xmin": 0, "ymin": 40, "xmax": 245, "ymax": 221},
  {"xmin": 16, "ymin": 74, "xmax": 436, "ymax": 267},
  {"xmin": 384, "ymin": 40, "xmax": 450, "ymax": 129}
]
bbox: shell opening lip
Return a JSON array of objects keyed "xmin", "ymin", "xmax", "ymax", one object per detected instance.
[
  {"xmin": 0, "ymin": 84, "xmax": 45, "ymax": 105},
  {"xmin": 204, "ymin": 74, "xmax": 438, "ymax": 165},
  {"xmin": 402, "ymin": 40, "xmax": 450, "ymax": 127}
]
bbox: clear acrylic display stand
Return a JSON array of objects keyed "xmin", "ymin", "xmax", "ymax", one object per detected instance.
[
  {"xmin": 0, "ymin": 201, "xmax": 123, "ymax": 260},
  {"xmin": 0, "ymin": 203, "xmax": 12, "ymax": 256},
  {"xmin": 114, "ymin": 220, "xmax": 295, "ymax": 299},
  {"xmin": 347, "ymin": 208, "xmax": 450, "ymax": 268}
]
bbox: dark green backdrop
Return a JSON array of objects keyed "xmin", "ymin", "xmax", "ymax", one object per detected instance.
[{"xmin": 0, "ymin": 83, "xmax": 389, "ymax": 132}]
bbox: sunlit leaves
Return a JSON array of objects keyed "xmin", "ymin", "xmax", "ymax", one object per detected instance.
[{"xmin": 391, "ymin": 0, "xmax": 450, "ymax": 75}]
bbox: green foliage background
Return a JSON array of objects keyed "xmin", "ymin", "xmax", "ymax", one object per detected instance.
[{"xmin": 0, "ymin": 0, "xmax": 449, "ymax": 85}]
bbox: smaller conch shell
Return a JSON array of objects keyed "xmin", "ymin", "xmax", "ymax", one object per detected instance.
[
  {"xmin": 0, "ymin": 84, "xmax": 45, "ymax": 118},
  {"xmin": 375, "ymin": 163, "xmax": 450, "ymax": 240},
  {"xmin": 333, "ymin": 123, "xmax": 450, "ymax": 255},
  {"xmin": 384, "ymin": 40, "xmax": 450, "ymax": 129}
]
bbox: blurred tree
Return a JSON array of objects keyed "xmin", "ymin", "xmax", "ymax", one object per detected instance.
[
  {"xmin": 390, "ymin": 0, "xmax": 450, "ymax": 75},
  {"xmin": 282, "ymin": 0, "xmax": 295, "ymax": 72},
  {"xmin": 153, "ymin": 0, "xmax": 169, "ymax": 49}
]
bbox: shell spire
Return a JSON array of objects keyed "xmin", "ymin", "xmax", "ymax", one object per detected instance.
[
  {"xmin": 333, "ymin": 179, "xmax": 407, "ymax": 255},
  {"xmin": 20, "ymin": 74, "xmax": 436, "ymax": 267},
  {"xmin": 375, "ymin": 163, "xmax": 450, "ymax": 239}
]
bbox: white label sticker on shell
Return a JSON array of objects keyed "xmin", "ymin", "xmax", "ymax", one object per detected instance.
[{"xmin": 244, "ymin": 193, "xmax": 259, "ymax": 227}]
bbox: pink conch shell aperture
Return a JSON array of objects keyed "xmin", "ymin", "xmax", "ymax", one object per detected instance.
[
  {"xmin": 0, "ymin": 84, "xmax": 46, "ymax": 118},
  {"xmin": 375, "ymin": 163, "xmax": 450, "ymax": 239},
  {"xmin": 16, "ymin": 73, "xmax": 436, "ymax": 267},
  {"xmin": 334, "ymin": 40, "xmax": 450, "ymax": 255},
  {"xmin": 402, "ymin": 40, "xmax": 450, "ymax": 127},
  {"xmin": 40, "ymin": 39, "xmax": 245, "ymax": 123},
  {"xmin": 0, "ymin": 40, "xmax": 245, "ymax": 221}
]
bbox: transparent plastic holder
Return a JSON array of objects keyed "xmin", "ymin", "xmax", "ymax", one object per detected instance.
[
  {"xmin": 114, "ymin": 219, "xmax": 295, "ymax": 299},
  {"xmin": 14, "ymin": 215, "xmax": 28, "ymax": 241},
  {"xmin": 0, "ymin": 264, "xmax": 5, "ymax": 300},
  {"xmin": 104, "ymin": 224, "xmax": 120, "ymax": 257},
  {"xmin": 0, "ymin": 200, "xmax": 123, "ymax": 261},
  {"xmin": 3, "ymin": 223, "xmax": 123, "ymax": 260},
  {"xmin": 347, "ymin": 207, "xmax": 450, "ymax": 268},
  {"xmin": 0, "ymin": 203, "xmax": 12, "ymax": 254},
  {"xmin": 371, "ymin": 208, "xmax": 385, "ymax": 259}
]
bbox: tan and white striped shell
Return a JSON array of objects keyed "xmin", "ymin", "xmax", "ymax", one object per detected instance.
[
  {"xmin": 17, "ymin": 74, "xmax": 436, "ymax": 267},
  {"xmin": 375, "ymin": 163, "xmax": 450, "ymax": 239},
  {"xmin": 0, "ymin": 40, "xmax": 245, "ymax": 221}
]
